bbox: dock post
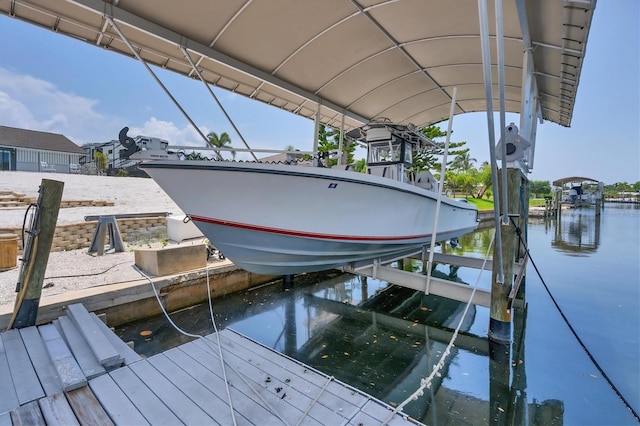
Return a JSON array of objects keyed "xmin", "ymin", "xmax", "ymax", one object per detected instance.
[
  {"xmin": 8, "ymin": 179, "xmax": 64, "ymax": 329},
  {"xmin": 489, "ymin": 168, "xmax": 521, "ymax": 343},
  {"xmin": 282, "ymin": 274, "xmax": 294, "ymax": 290}
]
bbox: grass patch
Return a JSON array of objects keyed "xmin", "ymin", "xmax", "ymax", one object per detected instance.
[
  {"xmin": 464, "ymin": 198, "xmax": 495, "ymax": 211},
  {"xmin": 456, "ymin": 197, "xmax": 548, "ymax": 210}
]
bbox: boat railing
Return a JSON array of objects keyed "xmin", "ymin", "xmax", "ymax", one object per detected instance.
[{"xmin": 168, "ymin": 145, "xmax": 317, "ymax": 156}]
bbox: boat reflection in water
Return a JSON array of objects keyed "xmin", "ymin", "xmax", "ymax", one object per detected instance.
[
  {"xmin": 552, "ymin": 208, "xmax": 601, "ymax": 255},
  {"xmin": 117, "ymin": 259, "xmax": 563, "ymax": 424}
]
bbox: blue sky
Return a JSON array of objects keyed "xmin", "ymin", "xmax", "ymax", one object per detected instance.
[{"xmin": 0, "ymin": 1, "xmax": 638, "ymax": 184}]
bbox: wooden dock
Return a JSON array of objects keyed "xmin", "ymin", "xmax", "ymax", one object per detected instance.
[{"xmin": 1, "ymin": 304, "xmax": 418, "ymax": 425}]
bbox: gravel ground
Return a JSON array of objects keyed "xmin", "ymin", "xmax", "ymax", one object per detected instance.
[{"xmin": 0, "ymin": 171, "xmax": 190, "ymax": 308}]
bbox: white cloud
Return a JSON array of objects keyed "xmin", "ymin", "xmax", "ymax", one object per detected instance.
[{"xmin": 0, "ymin": 67, "xmax": 106, "ymax": 144}]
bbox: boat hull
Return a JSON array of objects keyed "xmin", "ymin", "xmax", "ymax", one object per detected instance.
[{"xmin": 140, "ymin": 161, "xmax": 478, "ymax": 275}]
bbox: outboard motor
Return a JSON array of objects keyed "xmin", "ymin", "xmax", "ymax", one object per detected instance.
[{"xmin": 118, "ymin": 127, "xmax": 140, "ymax": 159}]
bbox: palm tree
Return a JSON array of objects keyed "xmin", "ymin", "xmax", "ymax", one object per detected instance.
[
  {"xmin": 451, "ymin": 152, "xmax": 476, "ymax": 172},
  {"xmin": 206, "ymin": 131, "xmax": 235, "ymax": 159}
]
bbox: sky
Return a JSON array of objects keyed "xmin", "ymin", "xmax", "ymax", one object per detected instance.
[{"xmin": 0, "ymin": 1, "xmax": 638, "ymax": 185}]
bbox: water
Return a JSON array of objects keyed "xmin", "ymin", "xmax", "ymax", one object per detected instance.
[{"xmin": 117, "ymin": 203, "xmax": 639, "ymax": 424}]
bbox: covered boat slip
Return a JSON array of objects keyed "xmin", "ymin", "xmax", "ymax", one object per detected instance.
[
  {"xmin": 0, "ymin": 0, "xmax": 594, "ymax": 142},
  {"xmin": 1, "ymin": 304, "xmax": 416, "ymax": 425}
]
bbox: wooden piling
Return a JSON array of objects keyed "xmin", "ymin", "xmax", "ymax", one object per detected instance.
[
  {"xmin": 489, "ymin": 168, "xmax": 521, "ymax": 342},
  {"xmin": 9, "ymin": 179, "xmax": 64, "ymax": 329}
]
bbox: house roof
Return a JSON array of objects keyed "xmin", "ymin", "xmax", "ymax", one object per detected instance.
[
  {"xmin": 0, "ymin": 126, "xmax": 86, "ymax": 154},
  {"xmin": 0, "ymin": 0, "xmax": 595, "ymax": 133}
]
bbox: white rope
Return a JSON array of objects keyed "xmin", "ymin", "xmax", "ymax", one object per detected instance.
[
  {"xmin": 424, "ymin": 87, "xmax": 457, "ymax": 294},
  {"xmin": 135, "ymin": 265, "xmax": 238, "ymax": 425},
  {"xmin": 381, "ymin": 229, "xmax": 496, "ymax": 424},
  {"xmin": 135, "ymin": 265, "xmax": 291, "ymax": 425},
  {"xmin": 295, "ymin": 376, "xmax": 334, "ymax": 426}
]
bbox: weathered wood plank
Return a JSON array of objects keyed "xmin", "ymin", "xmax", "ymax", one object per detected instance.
[
  {"xmin": 66, "ymin": 304, "xmax": 121, "ymax": 368},
  {"xmin": 164, "ymin": 346, "xmax": 279, "ymax": 425},
  {"xmin": 10, "ymin": 400, "xmax": 45, "ymax": 426},
  {"xmin": 180, "ymin": 340, "xmax": 323, "ymax": 426},
  {"xmin": 217, "ymin": 329, "xmax": 368, "ymax": 408},
  {"xmin": 39, "ymin": 324, "xmax": 87, "ymax": 391},
  {"xmin": 108, "ymin": 367, "xmax": 181, "ymax": 425},
  {"xmin": 191, "ymin": 338, "xmax": 340, "ymax": 425},
  {"xmin": 56, "ymin": 316, "xmax": 106, "ymax": 379},
  {"xmin": 215, "ymin": 330, "xmax": 415, "ymax": 424},
  {"xmin": 18, "ymin": 326, "xmax": 62, "ymax": 396},
  {"xmin": 147, "ymin": 353, "xmax": 245, "ymax": 426},
  {"xmin": 357, "ymin": 400, "xmax": 415, "ymax": 425},
  {"xmin": 38, "ymin": 393, "xmax": 80, "ymax": 426},
  {"xmin": 2, "ymin": 329, "xmax": 45, "ymax": 404},
  {"xmin": 89, "ymin": 313, "xmax": 141, "ymax": 365},
  {"xmin": 128, "ymin": 359, "xmax": 214, "ymax": 424},
  {"xmin": 89, "ymin": 374, "xmax": 148, "ymax": 426},
  {"xmin": 66, "ymin": 386, "xmax": 115, "ymax": 426},
  {"xmin": 0, "ymin": 334, "xmax": 20, "ymax": 414}
]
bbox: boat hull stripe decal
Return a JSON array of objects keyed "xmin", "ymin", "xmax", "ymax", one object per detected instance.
[{"xmin": 190, "ymin": 215, "xmax": 475, "ymax": 242}]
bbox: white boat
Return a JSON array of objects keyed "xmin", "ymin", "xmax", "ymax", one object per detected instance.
[{"xmin": 129, "ymin": 123, "xmax": 478, "ymax": 275}]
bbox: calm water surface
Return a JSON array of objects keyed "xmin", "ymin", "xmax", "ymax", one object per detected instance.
[{"xmin": 117, "ymin": 202, "xmax": 639, "ymax": 425}]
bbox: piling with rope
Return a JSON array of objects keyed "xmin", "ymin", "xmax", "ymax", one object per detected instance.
[
  {"xmin": 8, "ymin": 179, "xmax": 64, "ymax": 329},
  {"xmin": 489, "ymin": 168, "xmax": 523, "ymax": 343}
]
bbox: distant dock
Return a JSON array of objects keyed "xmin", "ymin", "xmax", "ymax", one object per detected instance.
[{"xmin": 1, "ymin": 304, "xmax": 417, "ymax": 425}]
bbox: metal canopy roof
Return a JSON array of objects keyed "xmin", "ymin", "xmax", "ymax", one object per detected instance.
[
  {"xmin": 1, "ymin": 0, "xmax": 595, "ymax": 133},
  {"xmin": 552, "ymin": 176, "xmax": 601, "ymax": 186}
]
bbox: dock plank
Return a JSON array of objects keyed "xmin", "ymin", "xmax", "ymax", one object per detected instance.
[
  {"xmin": 66, "ymin": 303, "xmax": 121, "ymax": 368},
  {"xmin": 147, "ymin": 353, "xmax": 247, "ymax": 426},
  {"xmin": 10, "ymin": 400, "xmax": 45, "ymax": 426},
  {"xmin": 216, "ymin": 330, "xmax": 417, "ymax": 425},
  {"xmin": 39, "ymin": 324, "xmax": 87, "ymax": 391},
  {"xmin": 89, "ymin": 374, "xmax": 148, "ymax": 426},
  {"xmin": 128, "ymin": 359, "xmax": 215, "ymax": 425},
  {"xmin": 165, "ymin": 346, "xmax": 280, "ymax": 425},
  {"xmin": 2, "ymin": 329, "xmax": 45, "ymax": 404},
  {"xmin": 66, "ymin": 386, "xmax": 115, "ymax": 426},
  {"xmin": 179, "ymin": 340, "xmax": 322, "ymax": 426},
  {"xmin": 38, "ymin": 394, "xmax": 80, "ymax": 426},
  {"xmin": 0, "ymin": 335, "xmax": 20, "ymax": 414},
  {"xmin": 89, "ymin": 313, "xmax": 141, "ymax": 365},
  {"xmin": 18, "ymin": 326, "xmax": 62, "ymax": 396},
  {"xmin": 191, "ymin": 338, "xmax": 339, "ymax": 425},
  {"xmin": 56, "ymin": 316, "xmax": 106, "ymax": 379},
  {"xmin": 357, "ymin": 400, "xmax": 415, "ymax": 425},
  {"xmin": 217, "ymin": 329, "xmax": 368, "ymax": 408},
  {"xmin": 108, "ymin": 367, "xmax": 182, "ymax": 425}
]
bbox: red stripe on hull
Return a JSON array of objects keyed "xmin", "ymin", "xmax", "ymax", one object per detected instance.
[{"xmin": 190, "ymin": 214, "xmax": 472, "ymax": 242}]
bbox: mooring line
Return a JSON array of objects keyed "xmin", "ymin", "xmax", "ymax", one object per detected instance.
[
  {"xmin": 509, "ymin": 218, "xmax": 640, "ymax": 422},
  {"xmin": 381, "ymin": 230, "xmax": 496, "ymax": 425}
]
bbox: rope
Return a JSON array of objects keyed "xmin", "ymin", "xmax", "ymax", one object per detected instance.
[
  {"xmin": 134, "ymin": 265, "xmax": 236, "ymax": 425},
  {"xmin": 424, "ymin": 87, "xmax": 457, "ymax": 294},
  {"xmin": 135, "ymin": 265, "xmax": 291, "ymax": 425},
  {"xmin": 381, "ymin": 230, "xmax": 496, "ymax": 424},
  {"xmin": 508, "ymin": 218, "xmax": 640, "ymax": 422},
  {"xmin": 295, "ymin": 376, "xmax": 334, "ymax": 426}
]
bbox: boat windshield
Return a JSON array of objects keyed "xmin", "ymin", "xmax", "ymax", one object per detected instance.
[{"xmin": 367, "ymin": 138, "xmax": 413, "ymax": 166}]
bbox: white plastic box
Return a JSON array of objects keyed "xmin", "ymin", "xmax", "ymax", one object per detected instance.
[{"xmin": 166, "ymin": 215, "xmax": 204, "ymax": 242}]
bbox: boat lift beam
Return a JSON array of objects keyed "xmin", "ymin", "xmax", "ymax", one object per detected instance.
[{"xmin": 342, "ymin": 263, "xmax": 491, "ymax": 309}]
